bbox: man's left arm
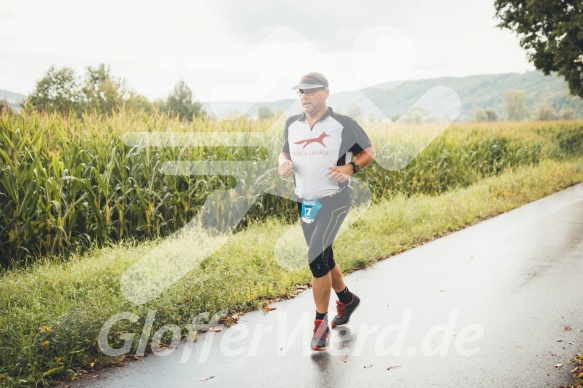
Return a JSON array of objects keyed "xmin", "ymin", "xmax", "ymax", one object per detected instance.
[
  {"xmin": 327, "ymin": 148, "xmax": 375, "ymax": 182},
  {"xmin": 328, "ymin": 148, "xmax": 375, "ymax": 183},
  {"xmin": 353, "ymin": 147, "xmax": 375, "ymax": 170},
  {"xmin": 327, "ymin": 119, "xmax": 376, "ymax": 183}
]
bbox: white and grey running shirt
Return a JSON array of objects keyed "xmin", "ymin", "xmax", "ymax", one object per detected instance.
[{"xmin": 282, "ymin": 107, "xmax": 374, "ymax": 200}]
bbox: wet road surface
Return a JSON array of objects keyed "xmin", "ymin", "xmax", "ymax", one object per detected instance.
[{"xmin": 69, "ymin": 184, "xmax": 583, "ymax": 387}]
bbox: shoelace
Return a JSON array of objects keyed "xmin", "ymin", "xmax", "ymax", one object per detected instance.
[{"xmin": 336, "ymin": 300, "xmax": 347, "ymax": 317}]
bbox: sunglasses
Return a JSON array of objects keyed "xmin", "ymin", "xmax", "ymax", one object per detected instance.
[{"xmin": 297, "ymin": 87, "xmax": 326, "ymax": 95}]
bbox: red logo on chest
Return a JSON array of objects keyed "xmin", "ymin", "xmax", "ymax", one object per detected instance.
[{"xmin": 294, "ymin": 132, "xmax": 330, "ymax": 148}]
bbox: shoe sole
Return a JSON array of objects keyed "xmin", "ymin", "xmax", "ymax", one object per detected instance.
[
  {"xmin": 312, "ymin": 345, "xmax": 328, "ymax": 351},
  {"xmin": 331, "ymin": 299, "xmax": 360, "ymax": 328}
]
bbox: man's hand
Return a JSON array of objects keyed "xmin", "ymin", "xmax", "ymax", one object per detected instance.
[
  {"xmin": 279, "ymin": 160, "xmax": 295, "ymax": 178},
  {"xmin": 327, "ymin": 165, "xmax": 353, "ymax": 183}
]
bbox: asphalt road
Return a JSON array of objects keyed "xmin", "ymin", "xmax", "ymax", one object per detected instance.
[{"xmin": 68, "ymin": 183, "xmax": 583, "ymax": 388}]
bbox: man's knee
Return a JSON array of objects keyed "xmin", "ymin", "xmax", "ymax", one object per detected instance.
[
  {"xmin": 309, "ymin": 245, "xmax": 337, "ymax": 277},
  {"xmin": 309, "ymin": 254, "xmax": 330, "ymax": 278}
]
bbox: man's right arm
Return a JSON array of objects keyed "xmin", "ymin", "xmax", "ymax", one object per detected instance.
[
  {"xmin": 279, "ymin": 118, "xmax": 294, "ymax": 178},
  {"xmin": 278, "ymin": 152, "xmax": 294, "ymax": 178}
]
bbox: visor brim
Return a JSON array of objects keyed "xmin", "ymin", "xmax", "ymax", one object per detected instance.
[{"xmin": 291, "ymin": 83, "xmax": 327, "ymax": 90}]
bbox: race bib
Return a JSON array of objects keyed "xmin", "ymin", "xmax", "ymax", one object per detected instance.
[{"xmin": 301, "ymin": 199, "xmax": 322, "ymax": 224}]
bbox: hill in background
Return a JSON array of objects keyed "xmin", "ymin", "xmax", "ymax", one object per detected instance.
[
  {"xmin": 356, "ymin": 71, "xmax": 583, "ymax": 121},
  {"xmin": 204, "ymin": 71, "xmax": 583, "ymax": 121}
]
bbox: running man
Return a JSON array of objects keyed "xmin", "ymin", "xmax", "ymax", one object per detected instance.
[{"xmin": 278, "ymin": 72, "xmax": 376, "ymax": 350}]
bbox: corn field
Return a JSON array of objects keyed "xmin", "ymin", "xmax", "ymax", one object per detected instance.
[{"xmin": 0, "ymin": 109, "xmax": 582, "ymax": 267}]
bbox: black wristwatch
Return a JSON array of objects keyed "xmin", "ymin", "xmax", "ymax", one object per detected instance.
[{"xmin": 349, "ymin": 161, "xmax": 359, "ymax": 174}]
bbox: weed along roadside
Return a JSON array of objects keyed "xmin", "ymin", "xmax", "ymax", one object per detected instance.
[{"xmin": 0, "ymin": 114, "xmax": 582, "ymax": 385}]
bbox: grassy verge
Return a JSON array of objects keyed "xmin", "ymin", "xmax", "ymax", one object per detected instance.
[
  {"xmin": 567, "ymin": 354, "xmax": 583, "ymax": 388},
  {"xmin": 1, "ymin": 157, "xmax": 583, "ymax": 386}
]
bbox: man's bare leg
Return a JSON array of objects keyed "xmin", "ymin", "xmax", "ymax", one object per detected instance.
[
  {"xmin": 312, "ymin": 264, "xmax": 348, "ymax": 314},
  {"xmin": 330, "ymin": 264, "xmax": 346, "ymax": 293},
  {"xmin": 312, "ymin": 273, "xmax": 332, "ymax": 314}
]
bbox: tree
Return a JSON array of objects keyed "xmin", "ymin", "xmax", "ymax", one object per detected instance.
[
  {"xmin": 504, "ymin": 90, "xmax": 529, "ymax": 120},
  {"xmin": 495, "ymin": 0, "xmax": 583, "ymax": 98},
  {"xmin": 27, "ymin": 66, "xmax": 82, "ymax": 114},
  {"xmin": 533, "ymin": 104, "xmax": 558, "ymax": 120},
  {"xmin": 81, "ymin": 64, "xmax": 129, "ymax": 114},
  {"xmin": 125, "ymin": 93, "xmax": 157, "ymax": 114},
  {"xmin": 473, "ymin": 108, "xmax": 488, "ymax": 122},
  {"xmin": 559, "ymin": 108, "xmax": 577, "ymax": 120},
  {"xmin": 403, "ymin": 107, "xmax": 431, "ymax": 124},
  {"xmin": 474, "ymin": 108, "xmax": 498, "ymax": 122},
  {"xmin": 257, "ymin": 106, "xmax": 274, "ymax": 120},
  {"xmin": 26, "ymin": 64, "xmax": 156, "ymax": 116},
  {"xmin": 166, "ymin": 80, "xmax": 203, "ymax": 121},
  {"xmin": 485, "ymin": 110, "xmax": 499, "ymax": 122}
]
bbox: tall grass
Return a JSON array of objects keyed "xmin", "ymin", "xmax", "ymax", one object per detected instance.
[{"xmin": 1, "ymin": 109, "xmax": 582, "ymax": 267}]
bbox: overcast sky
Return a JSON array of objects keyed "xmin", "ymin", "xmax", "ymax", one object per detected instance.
[{"xmin": 0, "ymin": 0, "xmax": 534, "ymax": 102}]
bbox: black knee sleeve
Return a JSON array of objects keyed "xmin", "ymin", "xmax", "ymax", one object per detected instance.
[
  {"xmin": 309, "ymin": 246, "xmax": 336, "ymax": 278},
  {"xmin": 324, "ymin": 246, "xmax": 336, "ymax": 271},
  {"xmin": 309, "ymin": 253, "xmax": 330, "ymax": 278}
]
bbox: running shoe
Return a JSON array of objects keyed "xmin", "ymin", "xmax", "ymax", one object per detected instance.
[
  {"xmin": 331, "ymin": 293, "xmax": 360, "ymax": 328},
  {"xmin": 311, "ymin": 319, "xmax": 330, "ymax": 351}
]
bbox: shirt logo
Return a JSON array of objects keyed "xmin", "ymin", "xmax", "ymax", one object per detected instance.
[{"xmin": 294, "ymin": 132, "xmax": 330, "ymax": 149}]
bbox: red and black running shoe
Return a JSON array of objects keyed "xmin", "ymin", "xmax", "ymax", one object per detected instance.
[
  {"xmin": 311, "ymin": 319, "xmax": 330, "ymax": 351},
  {"xmin": 331, "ymin": 293, "xmax": 360, "ymax": 328}
]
